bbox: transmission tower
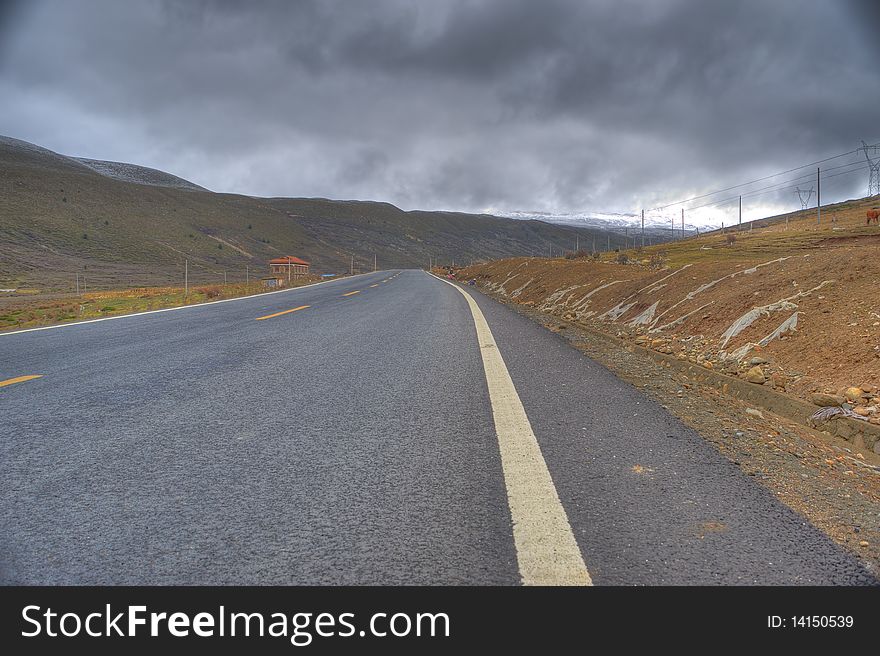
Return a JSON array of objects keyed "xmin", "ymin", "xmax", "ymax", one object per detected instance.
[
  {"xmin": 795, "ymin": 186, "xmax": 814, "ymax": 210},
  {"xmin": 862, "ymin": 140, "xmax": 880, "ymax": 196}
]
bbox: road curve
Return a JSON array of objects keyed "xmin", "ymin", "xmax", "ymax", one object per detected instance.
[{"xmin": 0, "ymin": 269, "xmax": 875, "ymax": 585}]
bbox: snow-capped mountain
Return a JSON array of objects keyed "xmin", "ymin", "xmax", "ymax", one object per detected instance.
[{"xmin": 499, "ymin": 210, "xmax": 697, "ymax": 236}]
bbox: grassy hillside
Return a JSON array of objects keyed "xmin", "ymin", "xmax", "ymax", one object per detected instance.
[{"xmin": 0, "ymin": 135, "xmax": 623, "ymax": 293}]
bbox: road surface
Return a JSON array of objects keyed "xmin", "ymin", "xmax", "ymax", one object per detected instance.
[{"xmin": 0, "ymin": 269, "xmax": 875, "ymax": 584}]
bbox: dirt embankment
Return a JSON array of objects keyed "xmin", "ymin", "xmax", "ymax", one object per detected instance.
[
  {"xmin": 459, "ymin": 227, "xmax": 880, "ymax": 428},
  {"xmin": 455, "ymin": 206, "xmax": 880, "ymax": 570}
]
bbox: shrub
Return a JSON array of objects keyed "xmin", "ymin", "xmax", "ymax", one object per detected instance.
[
  {"xmin": 725, "ymin": 233, "xmax": 737, "ymax": 246},
  {"xmin": 616, "ymin": 253, "xmax": 629, "ymax": 265}
]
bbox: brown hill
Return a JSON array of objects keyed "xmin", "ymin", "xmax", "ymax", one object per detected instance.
[{"xmin": 0, "ymin": 135, "xmax": 622, "ymax": 292}]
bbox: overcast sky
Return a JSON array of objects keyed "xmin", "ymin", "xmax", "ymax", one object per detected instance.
[{"xmin": 1, "ymin": 0, "xmax": 878, "ymax": 225}]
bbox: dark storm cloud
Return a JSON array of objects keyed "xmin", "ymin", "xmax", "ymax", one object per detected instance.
[{"xmin": 0, "ymin": 0, "xmax": 877, "ymax": 220}]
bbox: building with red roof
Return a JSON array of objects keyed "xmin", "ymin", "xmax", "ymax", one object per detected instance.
[{"xmin": 265, "ymin": 255, "xmax": 310, "ymax": 286}]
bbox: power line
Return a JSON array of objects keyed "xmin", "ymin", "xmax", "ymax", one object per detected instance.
[
  {"xmin": 648, "ymin": 141, "xmax": 880, "ymax": 211},
  {"xmin": 681, "ymin": 161, "xmax": 869, "ymax": 213},
  {"xmin": 685, "ymin": 160, "xmax": 867, "ymax": 211},
  {"xmin": 645, "ymin": 162, "xmax": 869, "ymax": 225}
]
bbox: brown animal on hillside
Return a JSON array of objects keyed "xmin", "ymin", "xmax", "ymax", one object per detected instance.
[{"xmin": 868, "ymin": 208, "xmax": 880, "ymax": 225}]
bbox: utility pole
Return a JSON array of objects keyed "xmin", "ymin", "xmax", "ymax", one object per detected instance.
[
  {"xmin": 184, "ymin": 259, "xmax": 188, "ymax": 296},
  {"xmin": 817, "ymin": 167, "xmax": 821, "ymax": 224},
  {"xmin": 429, "ymin": 255, "xmax": 432, "ymax": 270},
  {"xmin": 591, "ymin": 237, "xmax": 596, "ymax": 254},
  {"xmin": 641, "ymin": 210, "xmax": 645, "ymax": 248},
  {"xmin": 739, "ymin": 195, "xmax": 742, "ymax": 225},
  {"xmin": 75, "ymin": 273, "xmax": 80, "ymax": 295},
  {"xmin": 246, "ymin": 265, "xmax": 249, "ymax": 290},
  {"xmin": 861, "ymin": 140, "xmax": 880, "ymax": 196},
  {"xmin": 606, "ymin": 233, "xmax": 610, "ymax": 251},
  {"xmin": 374, "ymin": 254, "xmax": 377, "ymax": 272},
  {"xmin": 576, "ymin": 235, "xmax": 579, "ymax": 252},
  {"xmin": 350, "ymin": 255, "xmax": 354, "ymax": 276},
  {"xmin": 83, "ymin": 275, "xmax": 86, "ymax": 295},
  {"xmin": 681, "ymin": 208, "xmax": 684, "ymax": 238}
]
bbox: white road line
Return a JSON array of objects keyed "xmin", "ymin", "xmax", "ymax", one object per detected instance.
[
  {"xmin": 0, "ymin": 271, "xmax": 384, "ymax": 337},
  {"xmin": 430, "ymin": 273, "xmax": 592, "ymax": 586}
]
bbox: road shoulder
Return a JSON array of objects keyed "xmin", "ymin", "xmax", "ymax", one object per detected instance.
[{"xmin": 468, "ymin": 281, "xmax": 880, "ymax": 578}]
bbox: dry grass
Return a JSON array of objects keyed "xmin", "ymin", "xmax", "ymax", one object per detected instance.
[
  {"xmin": 594, "ymin": 196, "xmax": 880, "ymax": 269},
  {"xmin": 0, "ymin": 277, "xmax": 320, "ymax": 332}
]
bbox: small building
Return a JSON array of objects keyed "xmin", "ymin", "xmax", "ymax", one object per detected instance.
[{"xmin": 268, "ymin": 255, "xmax": 310, "ymax": 284}]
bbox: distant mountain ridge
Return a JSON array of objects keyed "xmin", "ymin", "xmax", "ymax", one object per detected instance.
[
  {"xmin": 501, "ymin": 209, "xmax": 698, "ymax": 237},
  {"xmin": 0, "ymin": 135, "xmax": 631, "ymax": 292}
]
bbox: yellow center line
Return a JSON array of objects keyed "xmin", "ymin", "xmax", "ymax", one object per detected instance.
[
  {"xmin": 0, "ymin": 374, "xmax": 43, "ymax": 388},
  {"xmin": 255, "ymin": 305, "xmax": 310, "ymax": 321},
  {"xmin": 342, "ymin": 290, "xmax": 361, "ymax": 297}
]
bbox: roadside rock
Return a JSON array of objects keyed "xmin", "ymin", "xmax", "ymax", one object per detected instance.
[
  {"xmin": 749, "ymin": 356, "xmax": 769, "ymax": 365},
  {"xmin": 744, "ymin": 366, "xmax": 766, "ymax": 384},
  {"xmin": 769, "ymin": 372, "xmax": 787, "ymax": 391},
  {"xmin": 810, "ymin": 393, "xmax": 845, "ymax": 407},
  {"xmin": 844, "ymin": 387, "xmax": 865, "ymax": 403}
]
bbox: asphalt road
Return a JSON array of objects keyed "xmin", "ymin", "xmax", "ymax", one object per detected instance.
[{"xmin": 0, "ymin": 270, "xmax": 875, "ymax": 585}]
